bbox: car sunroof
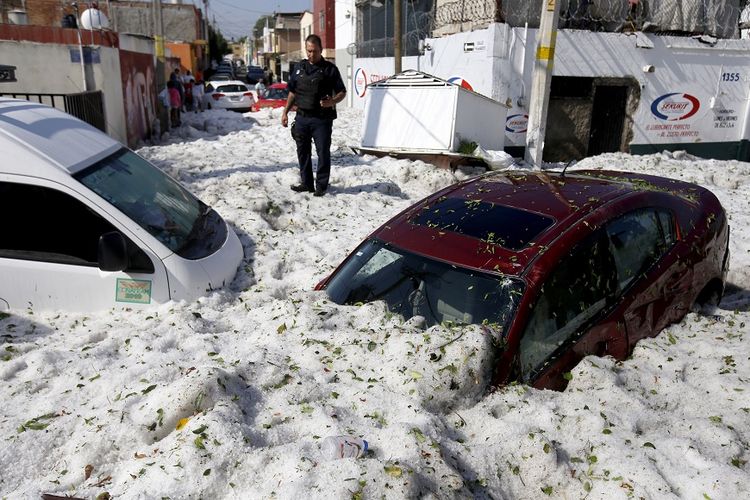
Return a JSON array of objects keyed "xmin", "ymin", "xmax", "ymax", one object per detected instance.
[{"xmin": 411, "ymin": 197, "xmax": 554, "ymax": 250}]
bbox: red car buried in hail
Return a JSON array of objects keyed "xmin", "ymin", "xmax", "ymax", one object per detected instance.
[
  {"xmin": 317, "ymin": 170, "xmax": 730, "ymax": 391},
  {"xmin": 251, "ymin": 82, "xmax": 292, "ymax": 112}
]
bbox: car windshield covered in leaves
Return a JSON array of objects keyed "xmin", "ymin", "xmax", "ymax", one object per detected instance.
[{"xmin": 325, "ymin": 238, "xmax": 524, "ymax": 331}]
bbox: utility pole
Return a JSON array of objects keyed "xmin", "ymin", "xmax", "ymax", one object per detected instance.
[
  {"xmin": 153, "ymin": 0, "xmax": 166, "ymax": 80},
  {"xmin": 71, "ymin": 2, "xmax": 88, "ymax": 91},
  {"xmin": 393, "ymin": 0, "xmax": 402, "ymax": 73},
  {"xmin": 524, "ymin": 0, "xmax": 562, "ymax": 167}
]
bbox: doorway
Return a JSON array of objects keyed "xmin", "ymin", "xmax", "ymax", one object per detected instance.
[{"xmin": 588, "ymin": 85, "xmax": 628, "ymax": 156}]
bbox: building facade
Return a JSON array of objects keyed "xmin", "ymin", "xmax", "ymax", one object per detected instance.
[
  {"xmin": 313, "ymin": 0, "xmax": 336, "ymax": 60},
  {"xmin": 259, "ymin": 12, "xmax": 303, "ymax": 82},
  {"xmin": 344, "ymin": 0, "xmax": 750, "ymax": 161}
]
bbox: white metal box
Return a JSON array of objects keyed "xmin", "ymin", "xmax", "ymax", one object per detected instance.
[{"xmin": 361, "ymin": 70, "xmax": 508, "ymax": 153}]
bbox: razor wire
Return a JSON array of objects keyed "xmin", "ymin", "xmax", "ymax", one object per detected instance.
[
  {"xmin": 434, "ymin": 0, "xmax": 748, "ymax": 38},
  {"xmin": 434, "ymin": 0, "xmax": 497, "ymax": 27},
  {"xmin": 353, "ymin": 0, "xmax": 747, "ymax": 60}
]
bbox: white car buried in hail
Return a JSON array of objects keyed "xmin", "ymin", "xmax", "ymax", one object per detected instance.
[
  {"xmin": 0, "ymin": 97, "xmax": 244, "ymax": 312},
  {"xmin": 204, "ymin": 80, "xmax": 255, "ymax": 112}
]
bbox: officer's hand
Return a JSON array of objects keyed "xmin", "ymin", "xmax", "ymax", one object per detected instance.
[
  {"xmin": 281, "ymin": 113, "xmax": 288, "ymax": 127},
  {"xmin": 320, "ymin": 96, "xmax": 334, "ymax": 108}
]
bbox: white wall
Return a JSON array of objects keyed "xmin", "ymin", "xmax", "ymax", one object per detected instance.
[
  {"xmin": 352, "ymin": 24, "xmax": 750, "ymax": 150},
  {"xmin": 0, "ymin": 40, "xmax": 127, "ymax": 144},
  {"xmin": 300, "ymin": 11, "xmax": 314, "ymax": 48},
  {"xmin": 96, "ymin": 46, "xmax": 127, "ymax": 144},
  {"xmin": 352, "ymin": 24, "xmax": 508, "ymax": 107},
  {"xmin": 335, "ymin": 0, "xmax": 355, "ymax": 48},
  {"xmin": 549, "ymin": 30, "xmax": 750, "ymax": 148},
  {"xmin": 119, "ymin": 34, "xmax": 154, "ymax": 54},
  {"xmin": 334, "ymin": 0, "xmax": 356, "ymax": 107}
]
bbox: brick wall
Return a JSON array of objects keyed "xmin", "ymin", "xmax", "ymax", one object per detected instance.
[
  {"xmin": 313, "ymin": 0, "xmax": 336, "ymax": 50},
  {"xmin": 26, "ymin": 0, "xmax": 68, "ymax": 27}
]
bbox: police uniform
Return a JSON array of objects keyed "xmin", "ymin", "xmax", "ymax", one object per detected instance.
[{"xmin": 288, "ymin": 57, "xmax": 346, "ymax": 194}]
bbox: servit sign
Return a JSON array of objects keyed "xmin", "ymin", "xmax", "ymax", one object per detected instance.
[
  {"xmin": 447, "ymin": 76, "xmax": 473, "ymax": 91},
  {"xmin": 505, "ymin": 114, "xmax": 528, "ymax": 133},
  {"xmin": 651, "ymin": 93, "xmax": 700, "ymax": 121}
]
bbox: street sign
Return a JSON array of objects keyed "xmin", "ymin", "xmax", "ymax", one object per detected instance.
[{"xmin": 0, "ymin": 65, "xmax": 17, "ymax": 83}]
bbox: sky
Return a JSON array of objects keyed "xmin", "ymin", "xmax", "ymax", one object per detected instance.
[
  {"xmin": 1, "ymin": 105, "xmax": 749, "ymax": 498},
  {"xmin": 193, "ymin": 0, "xmax": 313, "ymax": 40}
]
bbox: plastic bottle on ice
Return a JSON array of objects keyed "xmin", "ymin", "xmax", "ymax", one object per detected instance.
[{"xmin": 320, "ymin": 435, "xmax": 369, "ymax": 459}]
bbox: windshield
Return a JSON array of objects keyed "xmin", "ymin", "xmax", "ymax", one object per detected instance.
[
  {"xmin": 216, "ymin": 84, "xmax": 247, "ymax": 93},
  {"xmin": 325, "ymin": 239, "xmax": 524, "ymax": 330},
  {"xmin": 74, "ymin": 148, "xmax": 227, "ymax": 259},
  {"xmin": 265, "ymin": 88, "xmax": 288, "ymax": 100}
]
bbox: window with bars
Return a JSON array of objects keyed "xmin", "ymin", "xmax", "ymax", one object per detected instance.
[{"xmin": 356, "ymin": 0, "xmax": 434, "ymax": 58}]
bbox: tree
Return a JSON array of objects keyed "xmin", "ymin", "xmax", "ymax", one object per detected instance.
[
  {"xmin": 208, "ymin": 24, "xmax": 230, "ymax": 62},
  {"xmin": 253, "ymin": 15, "xmax": 274, "ymax": 40}
]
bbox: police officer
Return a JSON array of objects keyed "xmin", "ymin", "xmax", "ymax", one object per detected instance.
[{"xmin": 282, "ymin": 34, "xmax": 346, "ymax": 197}]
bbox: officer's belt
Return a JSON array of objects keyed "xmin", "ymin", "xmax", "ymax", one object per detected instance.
[{"xmin": 296, "ymin": 108, "xmax": 327, "ymax": 118}]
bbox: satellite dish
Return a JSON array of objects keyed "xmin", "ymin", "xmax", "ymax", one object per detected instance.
[{"xmin": 80, "ymin": 8, "xmax": 109, "ymax": 29}]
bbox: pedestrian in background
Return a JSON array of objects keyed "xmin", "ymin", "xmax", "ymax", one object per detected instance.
[
  {"xmin": 183, "ymin": 70, "xmax": 195, "ymax": 111},
  {"xmin": 167, "ymin": 80, "xmax": 181, "ymax": 127},
  {"xmin": 281, "ymin": 34, "xmax": 346, "ymax": 197},
  {"xmin": 171, "ymin": 69, "xmax": 184, "ymax": 111},
  {"xmin": 192, "ymin": 80, "xmax": 205, "ymax": 113},
  {"xmin": 255, "ymin": 78, "xmax": 267, "ymax": 99},
  {"xmin": 158, "ymin": 83, "xmax": 171, "ymax": 128}
]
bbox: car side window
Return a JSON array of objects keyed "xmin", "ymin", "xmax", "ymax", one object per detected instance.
[
  {"xmin": 519, "ymin": 231, "xmax": 617, "ymax": 378},
  {"xmin": 0, "ymin": 182, "xmax": 154, "ymax": 272},
  {"xmin": 606, "ymin": 209, "xmax": 669, "ymax": 291},
  {"xmin": 656, "ymin": 210, "xmax": 676, "ymax": 247}
]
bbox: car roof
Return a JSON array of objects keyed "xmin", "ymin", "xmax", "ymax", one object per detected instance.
[
  {"xmin": 0, "ymin": 97, "xmax": 120, "ymax": 176},
  {"xmin": 268, "ymin": 83, "xmax": 287, "ymax": 89},
  {"xmin": 373, "ymin": 170, "xmax": 703, "ymax": 277}
]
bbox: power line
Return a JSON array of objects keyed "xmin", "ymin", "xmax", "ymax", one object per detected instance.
[
  {"xmin": 210, "ymin": 8, "xmax": 255, "ymax": 37},
  {"xmin": 211, "ymin": 0, "xmax": 274, "ymax": 16}
]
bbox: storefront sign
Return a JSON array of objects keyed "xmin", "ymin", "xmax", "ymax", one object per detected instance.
[{"xmin": 650, "ymin": 93, "xmax": 700, "ymax": 121}]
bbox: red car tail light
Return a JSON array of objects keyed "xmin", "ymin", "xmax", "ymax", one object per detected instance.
[
  {"xmin": 212, "ymin": 93, "xmax": 225, "ymax": 100},
  {"xmin": 243, "ymin": 92, "xmax": 253, "ymax": 97}
]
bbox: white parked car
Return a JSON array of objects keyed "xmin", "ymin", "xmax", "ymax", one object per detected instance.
[
  {"xmin": 204, "ymin": 80, "xmax": 255, "ymax": 112},
  {"xmin": 0, "ymin": 98, "xmax": 243, "ymax": 312}
]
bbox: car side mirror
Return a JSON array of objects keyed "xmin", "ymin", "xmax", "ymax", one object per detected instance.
[{"xmin": 98, "ymin": 231, "xmax": 128, "ymax": 272}]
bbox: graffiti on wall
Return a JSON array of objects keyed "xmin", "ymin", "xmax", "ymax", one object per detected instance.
[{"xmin": 120, "ymin": 50, "xmax": 156, "ymax": 147}]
